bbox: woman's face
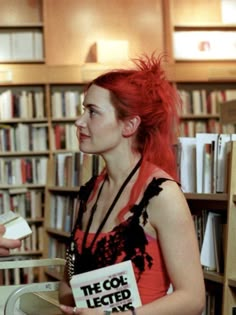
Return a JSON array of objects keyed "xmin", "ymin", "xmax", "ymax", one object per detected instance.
[{"xmin": 75, "ymin": 84, "xmax": 124, "ymax": 155}]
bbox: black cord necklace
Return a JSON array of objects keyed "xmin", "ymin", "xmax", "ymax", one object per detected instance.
[{"xmin": 81, "ymin": 157, "xmax": 142, "ymax": 254}]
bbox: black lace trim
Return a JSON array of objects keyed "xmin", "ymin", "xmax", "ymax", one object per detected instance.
[{"xmin": 66, "ymin": 177, "xmax": 171, "ymax": 280}]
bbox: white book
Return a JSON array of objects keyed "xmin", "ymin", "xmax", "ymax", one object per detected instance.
[
  {"xmin": 70, "ymin": 260, "xmax": 142, "ymax": 312},
  {"xmin": 192, "ymin": 90, "xmax": 202, "ymax": 115},
  {"xmin": 52, "ymin": 92, "xmax": 63, "ymax": 118},
  {"xmin": 202, "ymin": 143, "xmax": 212, "ymax": 193},
  {"xmin": 200, "ymin": 212, "xmax": 219, "ymax": 271},
  {"xmin": 225, "ymin": 89, "xmax": 236, "ymax": 101},
  {"xmin": 196, "ymin": 133, "xmax": 218, "ymax": 193},
  {"xmin": 178, "ymin": 137, "xmax": 196, "ymax": 193},
  {"xmin": 215, "ymin": 134, "xmax": 231, "ymax": 193},
  {"xmin": 33, "ymin": 30, "xmax": 43, "ymax": 60},
  {"xmin": 0, "ymin": 32, "xmax": 11, "ymax": 60},
  {"xmin": 221, "ymin": 0, "xmax": 236, "ymax": 24},
  {"xmin": 0, "ymin": 210, "xmax": 32, "ymax": 240},
  {"xmin": 12, "ymin": 31, "xmax": 34, "ymax": 60},
  {"xmin": 55, "ymin": 195, "xmax": 64, "ymax": 230},
  {"xmin": 0, "ymin": 90, "xmax": 12, "ymax": 120},
  {"xmin": 56, "ymin": 153, "xmax": 72, "ymax": 186},
  {"xmin": 35, "ymin": 91, "xmax": 45, "ymax": 118}
]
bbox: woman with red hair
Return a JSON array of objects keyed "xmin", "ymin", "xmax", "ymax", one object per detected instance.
[{"xmin": 59, "ymin": 54, "xmax": 205, "ymax": 315}]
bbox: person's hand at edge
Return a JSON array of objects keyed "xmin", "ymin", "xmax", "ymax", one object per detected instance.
[{"xmin": 0, "ymin": 224, "xmax": 21, "ymax": 256}]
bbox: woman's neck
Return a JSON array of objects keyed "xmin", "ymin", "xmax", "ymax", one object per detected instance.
[{"xmin": 103, "ymin": 153, "xmax": 142, "ymax": 187}]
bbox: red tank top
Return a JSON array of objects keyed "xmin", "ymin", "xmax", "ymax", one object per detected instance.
[{"xmin": 71, "ymin": 161, "xmax": 172, "ymax": 304}]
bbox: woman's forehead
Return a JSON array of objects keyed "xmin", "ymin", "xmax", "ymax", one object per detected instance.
[{"xmin": 85, "ymin": 85, "xmax": 115, "ymax": 110}]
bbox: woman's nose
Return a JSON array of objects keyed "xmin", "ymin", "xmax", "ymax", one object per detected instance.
[{"xmin": 75, "ymin": 115, "xmax": 86, "ymax": 127}]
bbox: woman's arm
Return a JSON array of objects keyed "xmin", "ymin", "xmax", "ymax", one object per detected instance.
[{"xmin": 137, "ymin": 180, "xmax": 205, "ymax": 315}]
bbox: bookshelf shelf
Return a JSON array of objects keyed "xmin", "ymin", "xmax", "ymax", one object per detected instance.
[
  {"xmin": 47, "ymin": 186, "xmax": 79, "ymax": 193},
  {"xmin": 0, "ymin": 23, "xmax": 44, "ymax": 28},
  {"xmin": 0, "ymin": 151, "xmax": 50, "ymax": 157},
  {"xmin": 0, "ymin": 118, "xmax": 48, "ymax": 123},
  {"xmin": 233, "ymin": 194, "xmax": 236, "ymax": 203},
  {"xmin": 203, "ymin": 270, "xmax": 224, "ymax": 284},
  {"xmin": 185, "ymin": 193, "xmax": 228, "ymax": 211},
  {"xmin": 228, "ymin": 278, "xmax": 236, "ymax": 288},
  {"xmin": 185, "ymin": 193, "xmax": 228, "ymax": 201},
  {"xmin": 51, "ymin": 118, "xmax": 78, "ymax": 123},
  {"xmin": 10, "ymin": 250, "xmax": 43, "ymax": 257},
  {"xmin": 46, "ymin": 228, "xmax": 70, "ymax": 239},
  {"xmin": 0, "ymin": 59, "xmax": 45, "ymax": 64},
  {"xmin": 0, "ymin": 0, "xmax": 235, "ymax": 311},
  {"xmin": 27, "ymin": 218, "xmax": 44, "ymax": 223},
  {"xmin": 181, "ymin": 114, "xmax": 220, "ymax": 120},
  {"xmin": 174, "ymin": 24, "xmax": 236, "ymax": 31}
]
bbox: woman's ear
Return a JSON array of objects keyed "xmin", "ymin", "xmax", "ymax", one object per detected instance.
[{"xmin": 122, "ymin": 116, "xmax": 141, "ymax": 137}]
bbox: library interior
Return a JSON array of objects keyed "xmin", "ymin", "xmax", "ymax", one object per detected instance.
[{"xmin": 0, "ymin": 1, "xmax": 236, "ymax": 314}]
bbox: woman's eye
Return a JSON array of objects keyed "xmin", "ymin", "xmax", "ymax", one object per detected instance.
[{"xmin": 89, "ymin": 108, "xmax": 96, "ymax": 116}]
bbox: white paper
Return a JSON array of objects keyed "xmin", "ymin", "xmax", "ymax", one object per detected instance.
[
  {"xmin": 0, "ymin": 32, "xmax": 11, "ymax": 60},
  {"xmin": 196, "ymin": 133, "xmax": 218, "ymax": 193},
  {"xmin": 173, "ymin": 31, "xmax": 236, "ymax": 60},
  {"xmin": 200, "ymin": 212, "xmax": 219, "ymax": 270},
  {"xmin": 178, "ymin": 137, "xmax": 196, "ymax": 193},
  {"xmin": 221, "ymin": 0, "xmax": 236, "ymax": 24}
]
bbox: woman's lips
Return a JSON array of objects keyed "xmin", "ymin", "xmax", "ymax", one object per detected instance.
[{"xmin": 79, "ymin": 133, "xmax": 90, "ymax": 141}]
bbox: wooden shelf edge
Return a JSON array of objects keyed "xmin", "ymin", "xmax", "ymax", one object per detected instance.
[
  {"xmin": 228, "ymin": 278, "xmax": 236, "ymax": 288},
  {"xmin": 47, "ymin": 186, "xmax": 79, "ymax": 192},
  {"xmin": 174, "ymin": 24, "xmax": 236, "ymax": 30},
  {"xmin": 27, "ymin": 217, "xmax": 44, "ymax": 223},
  {"xmin": 185, "ymin": 193, "xmax": 228, "ymax": 201},
  {"xmin": 180, "ymin": 114, "xmax": 220, "ymax": 120},
  {"xmin": 46, "ymin": 227, "xmax": 70, "ymax": 238},
  {"xmin": 0, "ymin": 150, "xmax": 50, "ymax": 156},
  {"xmin": 203, "ymin": 270, "xmax": 224, "ymax": 284},
  {"xmin": 0, "ymin": 184, "xmax": 45, "ymax": 189},
  {"xmin": 233, "ymin": 194, "xmax": 236, "ymax": 203},
  {"xmin": 10, "ymin": 250, "xmax": 43, "ymax": 256},
  {"xmin": 0, "ymin": 23, "xmax": 44, "ymax": 28}
]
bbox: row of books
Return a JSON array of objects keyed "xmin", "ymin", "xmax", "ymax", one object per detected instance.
[
  {"xmin": 0, "ymin": 29, "xmax": 43, "ymax": 61},
  {"xmin": 193, "ymin": 209, "xmax": 225, "ymax": 274},
  {"xmin": 202, "ymin": 292, "xmax": 221, "ymax": 315},
  {"xmin": 0, "ymin": 123, "xmax": 48, "ymax": 152},
  {"xmin": 48, "ymin": 237, "xmax": 67, "ymax": 259},
  {"xmin": 0, "ymin": 157, "xmax": 48, "ymax": 185},
  {"xmin": 53, "ymin": 152, "xmax": 104, "ymax": 187},
  {"xmin": 50, "ymin": 195, "xmax": 77, "ymax": 232},
  {"xmin": 0, "ymin": 257, "xmax": 41, "ymax": 286},
  {"xmin": 51, "ymin": 90, "xmax": 84, "ymax": 118},
  {"xmin": 0, "ymin": 89, "xmax": 45, "ymax": 120},
  {"xmin": 0, "ymin": 188, "xmax": 44, "ymax": 219},
  {"xmin": 178, "ymin": 133, "xmax": 236, "ymax": 193},
  {"xmin": 51, "ymin": 123, "xmax": 78, "ymax": 151},
  {"xmin": 179, "ymin": 89, "xmax": 236, "ymax": 115},
  {"xmin": 179, "ymin": 119, "xmax": 236, "ymax": 137},
  {"xmin": 199, "ymin": 211, "xmax": 225, "ymax": 274}
]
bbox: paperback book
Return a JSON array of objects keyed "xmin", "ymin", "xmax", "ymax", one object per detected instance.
[
  {"xmin": 0, "ymin": 210, "xmax": 32, "ymax": 240},
  {"xmin": 70, "ymin": 260, "xmax": 142, "ymax": 312}
]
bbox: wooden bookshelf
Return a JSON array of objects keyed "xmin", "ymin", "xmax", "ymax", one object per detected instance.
[{"xmin": 0, "ymin": 1, "xmax": 236, "ymax": 313}]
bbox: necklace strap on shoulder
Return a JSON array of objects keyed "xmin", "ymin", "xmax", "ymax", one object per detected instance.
[{"xmin": 85, "ymin": 157, "xmax": 143, "ymax": 251}]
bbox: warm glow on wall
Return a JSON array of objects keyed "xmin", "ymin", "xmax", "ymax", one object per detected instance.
[{"xmin": 96, "ymin": 40, "xmax": 129, "ymax": 64}]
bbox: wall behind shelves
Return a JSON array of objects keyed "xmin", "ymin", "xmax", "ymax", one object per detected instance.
[
  {"xmin": 44, "ymin": 0, "xmax": 164, "ymax": 65},
  {"xmin": 0, "ymin": 0, "xmax": 42, "ymax": 24}
]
